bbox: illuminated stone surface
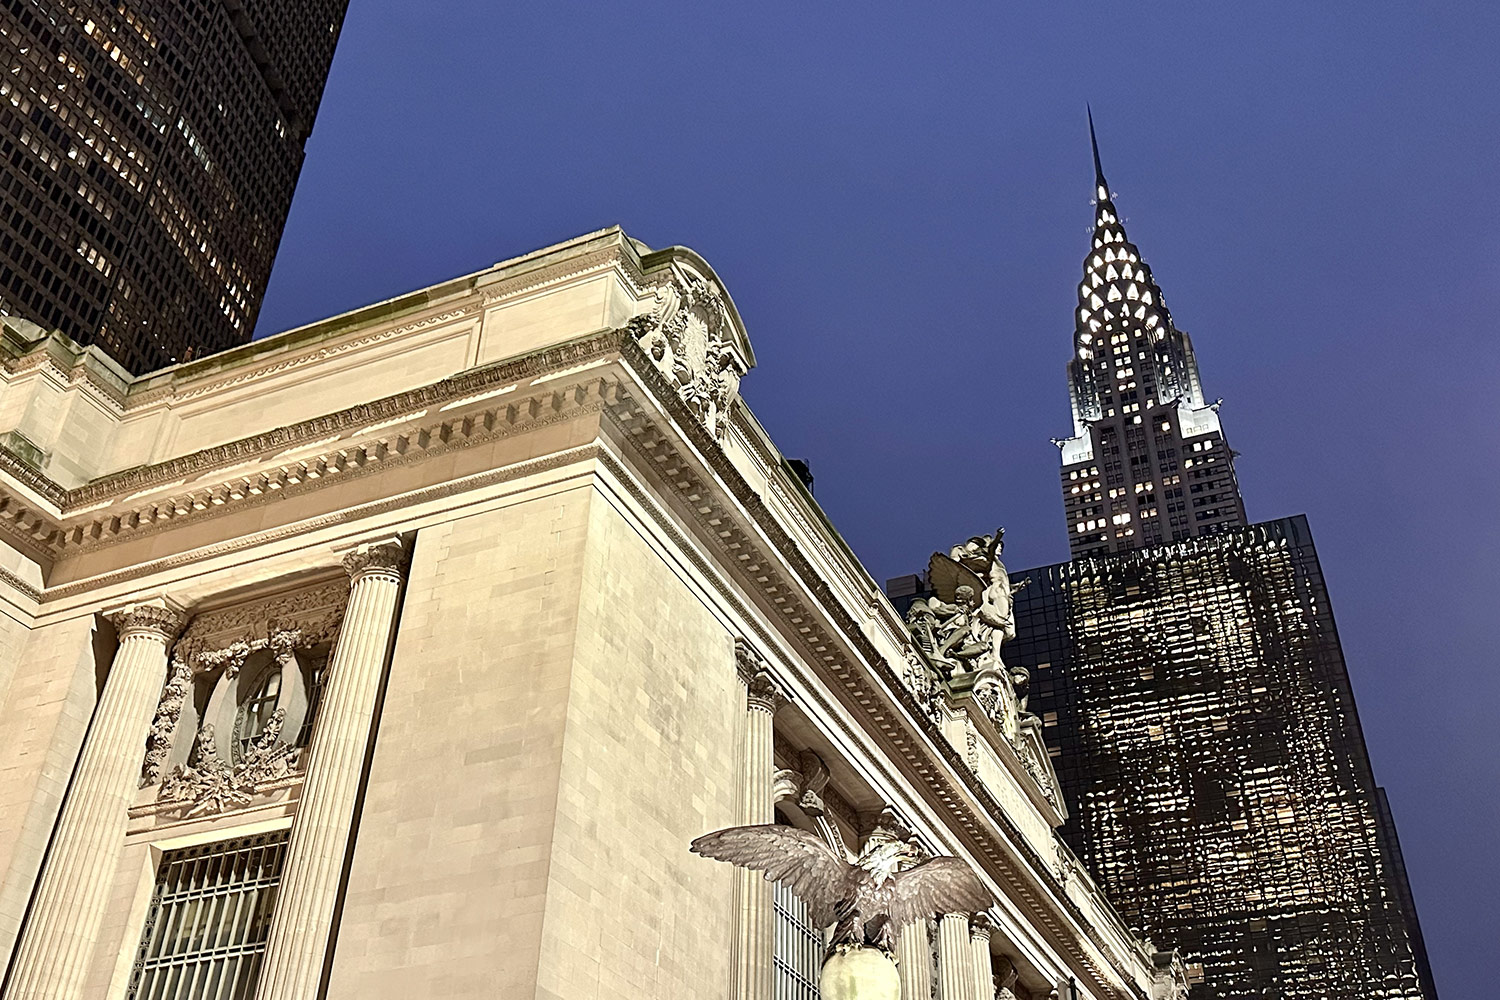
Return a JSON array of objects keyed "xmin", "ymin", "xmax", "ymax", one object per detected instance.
[{"xmin": 0, "ymin": 228, "xmax": 1175, "ymax": 1000}]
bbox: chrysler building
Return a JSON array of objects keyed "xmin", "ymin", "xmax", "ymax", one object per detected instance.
[{"xmin": 1056, "ymin": 113, "xmax": 1246, "ymax": 556}]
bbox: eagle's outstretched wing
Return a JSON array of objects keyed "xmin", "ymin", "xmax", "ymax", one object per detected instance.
[
  {"xmin": 885, "ymin": 856, "xmax": 993, "ymax": 932},
  {"xmin": 691, "ymin": 824, "xmax": 851, "ymax": 927}
]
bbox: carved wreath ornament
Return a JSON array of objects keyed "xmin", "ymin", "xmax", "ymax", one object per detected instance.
[
  {"xmin": 157, "ymin": 713, "xmax": 300, "ymax": 818},
  {"xmin": 139, "ymin": 582, "xmax": 348, "ymax": 817},
  {"xmin": 627, "ymin": 273, "xmax": 747, "ymax": 440}
]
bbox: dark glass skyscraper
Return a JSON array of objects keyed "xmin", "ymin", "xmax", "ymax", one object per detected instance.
[
  {"xmin": 1010, "ymin": 518, "xmax": 1434, "ymax": 999},
  {"xmin": 0, "ymin": 0, "xmax": 349, "ymax": 374},
  {"xmin": 1008, "ymin": 122, "xmax": 1435, "ymax": 999},
  {"xmin": 1056, "ymin": 113, "xmax": 1246, "ymax": 558}
]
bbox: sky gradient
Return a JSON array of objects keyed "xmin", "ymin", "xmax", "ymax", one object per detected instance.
[{"xmin": 253, "ymin": 4, "xmax": 1499, "ymax": 994}]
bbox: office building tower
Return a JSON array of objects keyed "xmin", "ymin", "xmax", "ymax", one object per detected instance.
[
  {"xmin": 0, "ymin": 0, "xmax": 349, "ymax": 373},
  {"xmin": 1011, "ymin": 122, "xmax": 1435, "ymax": 998},
  {"xmin": 1009, "ymin": 518, "xmax": 1435, "ymax": 998},
  {"xmin": 1057, "ymin": 113, "xmax": 1246, "ymax": 557}
]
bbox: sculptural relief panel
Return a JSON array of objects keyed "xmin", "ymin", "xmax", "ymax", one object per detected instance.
[{"xmin": 137, "ymin": 578, "xmax": 349, "ymax": 819}]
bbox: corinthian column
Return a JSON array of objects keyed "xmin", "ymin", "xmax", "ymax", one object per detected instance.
[
  {"xmin": 969, "ymin": 913, "xmax": 995, "ymax": 1000},
  {"xmin": 936, "ymin": 912, "xmax": 974, "ymax": 1000},
  {"xmin": 3, "ymin": 600, "xmax": 185, "ymax": 1000},
  {"xmin": 895, "ymin": 916, "xmax": 934, "ymax": 1000},
  {"xmin": 255, "ymin": 538, "xmax": 405, "ymax": 1000},
  {"xmin": 733, "ymin": 640, "xmax": 785, "ymax": 1000}
]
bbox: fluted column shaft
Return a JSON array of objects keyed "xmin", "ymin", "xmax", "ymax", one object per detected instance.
[
  {"xmin": 255, "ymin": 540, "xmax": 405, "ymax": 1000},
  {"xmin": 936, "ymin": 913, "xmax": 974, "ymax": 1000},
  {"xmin": 896, "ymin": 918, "xmax": 934, "ymax": 1000},
  {"xmin": 969, "ymin": 915, "xmax": 995, "ymax": 1000},
  {"xmin": 4, "ymin": 602, "xmax": 185, "ymax": 1000},
  {"xmin": 733, "ymin": 643, "xmax": 784, "ymax": 1000}
]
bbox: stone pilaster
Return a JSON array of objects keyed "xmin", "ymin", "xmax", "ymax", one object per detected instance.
[
  {"xmin": 254, "ymin": 539, "xmax": 405, "ymax": 1000},
  {"xmin": 969, "ymin": 913, "xmax": 995, "ymax": 1000},
  {"xmin": 936, "ymin": 912, "xmax": 974, "ymax": 1000},
  {"xmin": 733, "ymin": 639, "xmax": 785, "ymax": 1000},
  {"xmin": 3, "ymin": 600, "xmax": 186, "ymax": 1000},
  {"xmin": 896, "ymin": 916, "xmax": 934, "ymax": 1000}
]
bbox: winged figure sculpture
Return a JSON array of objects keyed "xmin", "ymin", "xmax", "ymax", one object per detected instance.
[{"xmin": 690, "ymin": 824, "xmax": 992, "ymax": 953}]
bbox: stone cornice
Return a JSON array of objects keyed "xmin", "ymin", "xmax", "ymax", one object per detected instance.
[
  {"xmin": 598, "ymin": 349, "xmax": 1147, "ymax": 997},
  {"xmin": 0, "ymin": 565, "xmax": 41, "ymax": 603},
  {"xmin": 0, "ymin": 237, "xmax": 756, "ymax": 570},
  {"xmin": 0, "ymin": 333, "xmax": 627, "ymax": 571},
  {"xmin": 0, "ymin": 445, "xmax": 67, "ymax": 506},
  {"xmin": 71, "ymin": 331, "xmax": 626, "ymax": 510},
  {"xmin": 42, "ymin": 444, "xmax": 601, "ymax": 603}
]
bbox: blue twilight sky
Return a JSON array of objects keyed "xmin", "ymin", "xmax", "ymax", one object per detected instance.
[{"xmin": 253, "ymin": 4, "xmax": 1499, "ymax": 994}]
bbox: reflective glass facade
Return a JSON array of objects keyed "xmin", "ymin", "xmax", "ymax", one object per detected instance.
[
  {"xmin": 1010, "ymin": 517, "xmax": 1435, "ymax": 999},
  {"xmin": 0, "ymin": 0, "xmax": 348, "ymax": 373}
]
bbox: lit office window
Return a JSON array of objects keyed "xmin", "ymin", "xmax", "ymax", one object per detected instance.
[{"xmin": 128, "ymin": 831, "xmax": 289, "ymax": 1000}]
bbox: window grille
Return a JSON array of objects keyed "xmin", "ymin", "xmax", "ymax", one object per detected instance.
[
  {"xmin": 128, "ymin": 831, "xmax": 289, "ymax": 1000},
  {"xmin": 773, "ymin": 880, "xmax": 821, "ymax": 1000}
]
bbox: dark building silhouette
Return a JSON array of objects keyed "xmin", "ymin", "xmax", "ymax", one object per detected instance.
[
  {"xmin": 0, "ymin": 0, "xmax": 349, "ymax": 373},
  {"xmin": 1054, "ymin": 112, "xmax": 1245, "ymax": 558},
  {"xmin": 1009, "ymin": 518, "xmax": 1434, "ymax": 999}
]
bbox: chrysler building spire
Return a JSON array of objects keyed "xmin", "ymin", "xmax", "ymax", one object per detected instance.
[
  {"xmin": 1089, "ymin": 105, "xmax": 1106, "ymax": 194},
  {"xmin": 1056, "ymin": 114, "xmax": 1246, "ymax": 556}
]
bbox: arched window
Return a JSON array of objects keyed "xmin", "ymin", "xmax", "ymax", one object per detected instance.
[{"xmin": 234, "ymin": 669, "xmax": 282, "ymax": 760}]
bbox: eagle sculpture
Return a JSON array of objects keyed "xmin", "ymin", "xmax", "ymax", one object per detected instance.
[{"xmin": 690, "ymin": 824, "xmax": 992, "ymax": 953}]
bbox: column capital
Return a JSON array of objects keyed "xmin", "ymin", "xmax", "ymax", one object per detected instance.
[
  {"xmin": 340, "ymin": 537, "xmax": 406, "ymax": 584},
  {"xmin": 733, "ymin": 636, "xmax": 761, "ymax": 685},
  {"xmin": 106, "ymin": 598, "xmax": 188, "ymax": 643},
  {"xmin": 969, "ymin": 911, "xmax": 995, "ymax": 942},
  {"xmin": 745, "ymin": 669, "xmax": 787, "ymax": 715}
]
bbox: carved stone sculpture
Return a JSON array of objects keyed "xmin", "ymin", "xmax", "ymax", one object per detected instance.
[
  {"xmin": 1150, "ymin": 951, "xmax": 1191, "ymax": 1000},
  {"xmin": 139, "ymin": 582, "xmax": 346, "ymax": 788},
  {"xmin": 690, "ymin": 823, "xmax": 991, "ymax": 954},
  {"xmin": 626, "ymin": 274, "xmax": 747, "ymax": 440},
  {"xmin": 140, "ymin": 657, "xmax": 193, "ymax": 787},
  {"xmin": 904, "ymin": 528, "xmax": 1032, "ymax": 723},
  {"xmin": 157, "ymin": 710, "xmax": 301, "ymax": 817}
]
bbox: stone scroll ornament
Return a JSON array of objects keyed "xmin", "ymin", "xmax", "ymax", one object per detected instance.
[
  {"xmin": 626, "ymin": 274, "xmax": 747, "ymax": 440},
  {"xmin": 690, "ymin": 825, "xmax": 992, "ymax": 1000}
]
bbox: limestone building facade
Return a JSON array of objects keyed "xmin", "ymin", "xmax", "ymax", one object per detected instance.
[{"xmin": 0, "ymin": 229, "xmax": 1182, "ymax": 1000}]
